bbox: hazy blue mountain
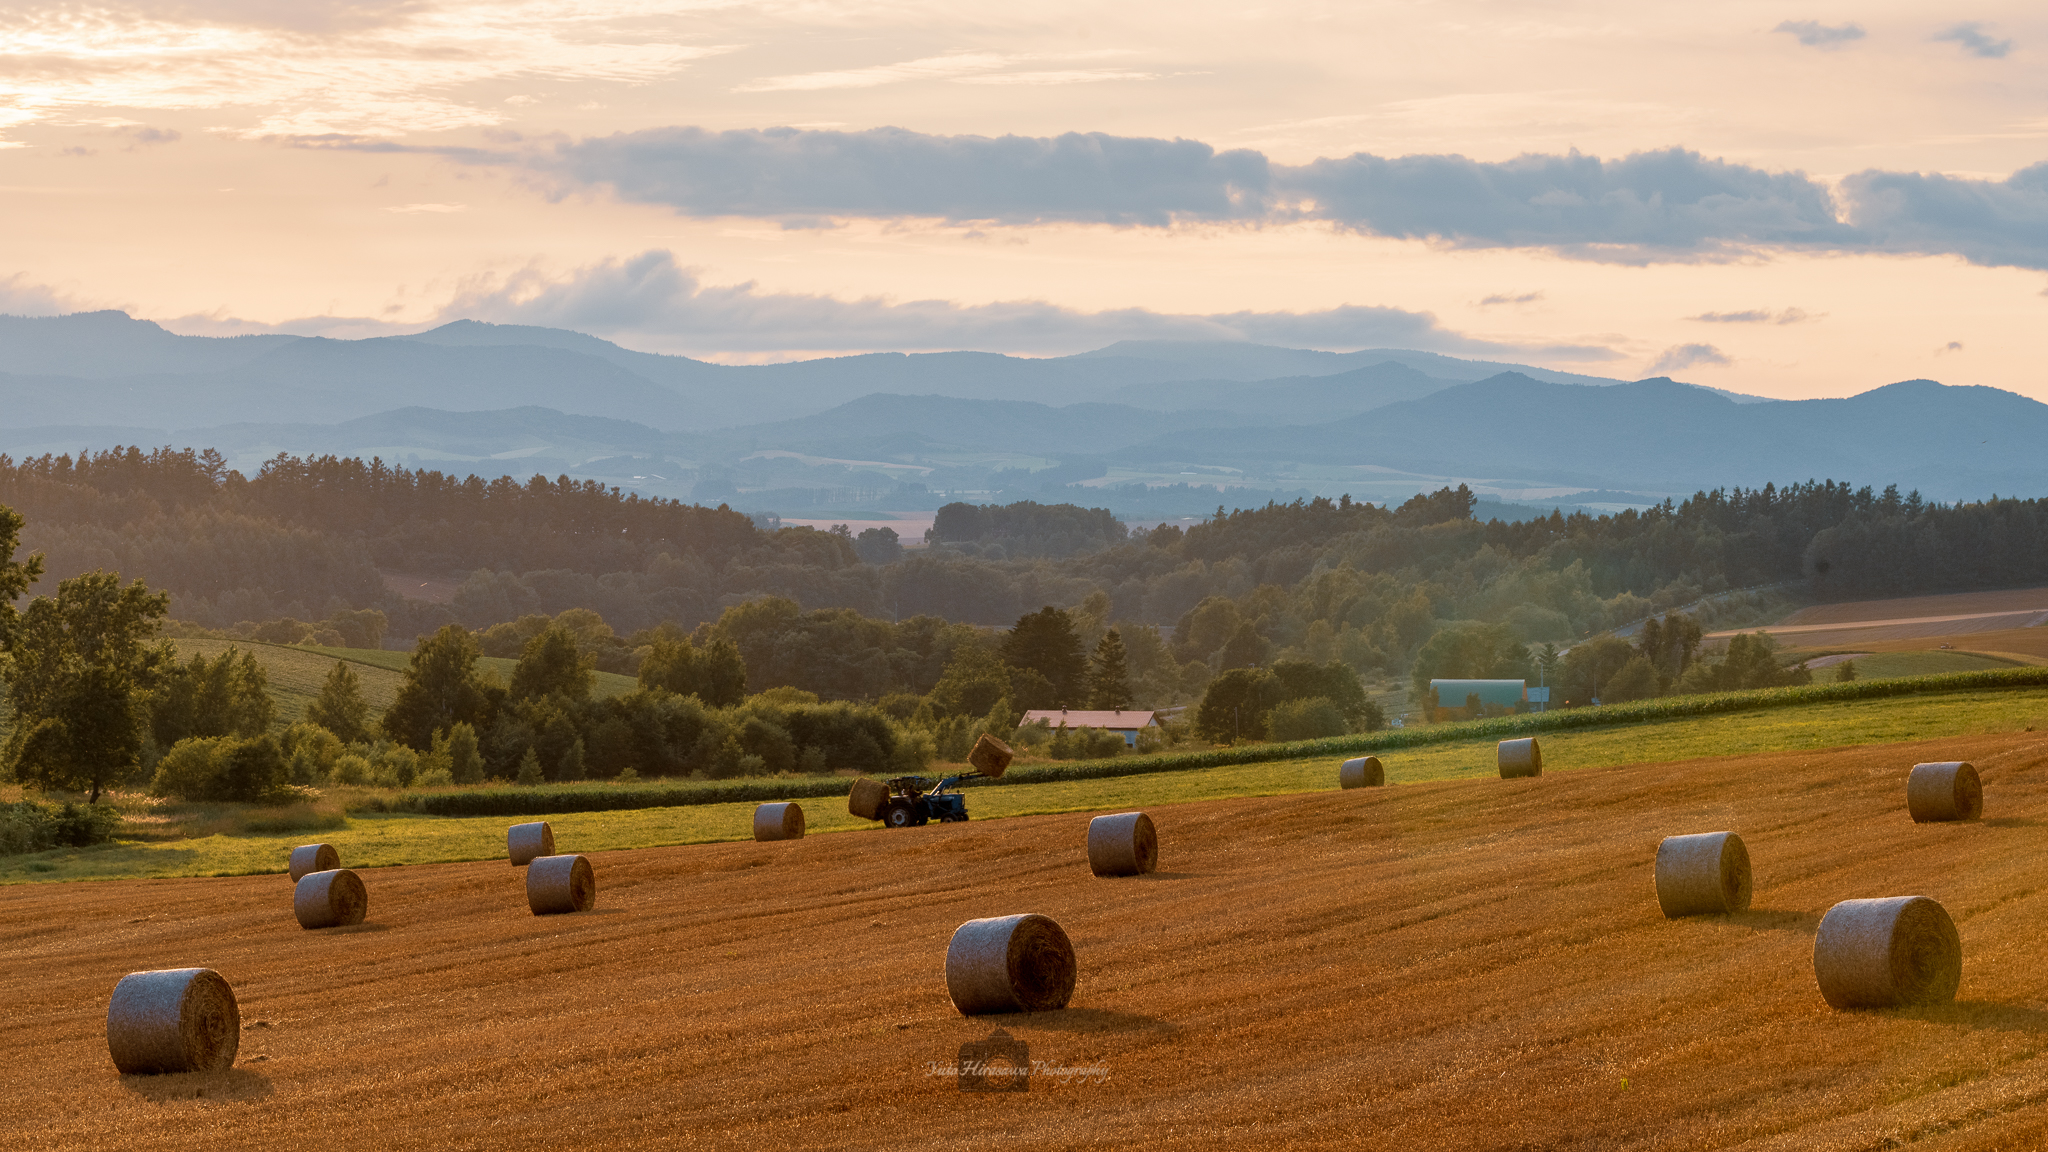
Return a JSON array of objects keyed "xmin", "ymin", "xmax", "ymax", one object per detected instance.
[
  {"xmin": 1110, "ymin": 360, "xmax": 1454, "ymax": 416},
  {"xmin": 1134, "ymin": 375, "xmax": 2048, "ymax": 500},
  {"xmin": 1072, "ymin": 339, "xmax": 1627, "ymax": 386},
  {"xmin": 722, "ymin": 393, "xmax": 1239, "ymax": 456},
  {"xmin": 0, "ymin": 311, "xmax": 294, "ymax": 378}
]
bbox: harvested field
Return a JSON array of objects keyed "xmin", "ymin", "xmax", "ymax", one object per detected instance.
[
  {"xmin": 1849, "ymin": 628, "xmax": 2048, "ymax": 664},
  {"xmin": 1781, "ymin": 587, "xmax": 2048, "ymax": 628},
  {"xmin": 10, "ymin": 730, "xmax": 2048, "ymax": 1149},
  {"xmin": 1711, "ymin": 587, "xmax": 2048, "ymax": 651}
]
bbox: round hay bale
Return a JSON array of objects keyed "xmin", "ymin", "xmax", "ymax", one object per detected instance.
[
  {"xmin": 293, "ymin": 868, "xmax": 368, "ymax": 930},
  {"xmin": 1498, "ymin": 737, "xmax": 1542, "ymax": 779},
  {"xmin": 969, "ymin": 734, "xmax": 1015, "ymax": 778},
  {"xmin": 106, "ymin": 968, "xmax": 240, "ymax": 1074},
  {"xmin": 848, "ymin": 778, "xmax": 888, "ymax": 821},
  {"xmin": 527, "ymin": 854, "xmax": 596, "ymax": 915},
  {"xmin": 754, "ymin": 801, "xmax": 806, "ymax": 842},
  {"xmin": 1907, "ymin": 761, "xmax": 1983, "ymax": 823},
  {"xmin": 1087, "ymin": 811, "xmax": 1158, "ymax": 877},
  {"xmin": 1654, "ymin": 831, "xmax": 1752, "ymax": 918},
  {"xmin": 945, "ymin": 913, "xmax": 1076, "ymax": 1016},
  {"xmin": 1813, "ymin": 896, "xmax": 1961, "ymax": 1010},
  {"xmin": 507, "ymin": 821, "xmax": 554, "ymax": 866},
  {"xmin": 287, "ymin": 843, "xmax": 339, "ymax": 881},
  {"xmin": 1339, "ymin": 756, "xmax": 1384, "ymax": 789}
]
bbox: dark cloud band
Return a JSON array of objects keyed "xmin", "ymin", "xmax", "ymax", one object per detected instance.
[{"xmin": 319, "ymin": 123, "xmax": 2048, "ymax": 272}]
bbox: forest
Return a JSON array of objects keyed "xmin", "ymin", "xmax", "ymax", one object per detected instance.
[{"xmin": 1, "ymin": 446, "xmax": 2045, "ymax": 716}]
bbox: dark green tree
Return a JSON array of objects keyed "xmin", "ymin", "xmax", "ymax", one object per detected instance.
[
  {"xmin": 638, "ymin": 636, "xmax": 746, "ymax": 706},
  {"xmin": 1001, "ymin": 606, "xmax": 1087, "ymax": 706},
  {"xmin": 148, "ymin": 647, "xmax": 275, "ymax": 748},
  {"xmin": 1088, "ymin": 629, "xmax": 1136, "ymax": 709},
  {"xmin": 1192, "ymin": 668, "xmax": 1283, "ymax": 743},
  {"xmin": 1409, "ymin": 622, "xmax": 1531, "ymax": 701},
  {"xmin": 510, "ymin": 623, "xmax": 595, "ymax": 702},
  {"xmin": 3, "ymin": 570, "xmax": 171, "ymax": 801},
  {"xmin": 305, "ymin": 660, "xmax": 372, "ymax": 744},
  {"xmin": 383, "ymin": 625, "xmax": 494, "ymax": 751},
  {"xmin": 445, "ymin": 721, "xmax": 485, "ymax": 784},
  {"xmin": 1215, "ymin": 621, "xmax": 1270, "ymax": 671}
]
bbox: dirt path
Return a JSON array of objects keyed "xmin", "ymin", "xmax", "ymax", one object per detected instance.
[{"xmin": 10, "ymin": 731, "xmax": 2048, "ymax": 1150}]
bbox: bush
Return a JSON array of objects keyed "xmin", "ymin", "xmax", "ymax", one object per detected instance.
[
  {"xmin": 0, "ymin": 800, "xmax": 121, "ymax": 854},
  {"xmin": 150, "ymin": 735, "xmax": 294, "ymax": 804},
  {"xmin": 1268, "ymin": 697, "xmax": 1348, "ymax": 741}
]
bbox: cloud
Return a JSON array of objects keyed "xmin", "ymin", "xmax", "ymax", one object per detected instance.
[
  {"xmin": 1647, "ymin": 343, "xmax": 1731, "ymax": 374},
  {"xmin": 0, "ymin": 273, "xmax": 92, "ymax": 316},
  {"xmin": 1283, "ymin": 147, "xmax": 1855, "ymax": 260},
  {"xmin": 119, "ymin": 125, "xmax": 181, "ymax": 148},
  {"xmin": 1933, "ymin": 22, "xmax": 2013, "ymax": 58},
  {"xmin": 1687, "ymin": 307, "xmax": 1814, "ymax": 324},
  {"xmin": 547, "ymin": 126, "xmax": 1273, "ymax": 226},
  {"xmin": 1478, "ymin": 291, "xmax": 1543, "ymax": 306},
  {"xmin": 1939, "ymin": 340, "xmax": 1965, "ymax": 353},
  {"xmin": 0, "ymin": 3, "xmax": 734, "ymax": 140},
  {"xmin": 424, "ymin": 249, "xmax": 1621, "ymax": 360},
  {"xmin": 1773, "ymin": 20, "xmax": 1865, "ymax": 48},
  {"xmin": 1839, "ymin": 162, "xmax": 2048, "ymax": 269}
]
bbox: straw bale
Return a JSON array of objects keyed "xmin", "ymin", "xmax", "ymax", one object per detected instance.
[
  {"xmin": 105, "ymin": 968, "xmax": 240, "ymax": 1075},
  {"xmin": 527, "ymin": 854, "xmax": 596, "ymax": 915},
  {"xmin": 1498, "ymin": 737, "xmax": 1542, "ymax": 778},
  {"xmin": 287, "ymin": 843, "xmax": 339, "ymax": 882},
  {"xmin": 945, "ymin": 913, "xmax": 1076, "ymax": 1015},
  {"xmin": 848, "ymin": 778, "xmax": 888, "ymax": 820},
  {"xmin": 1654, "ymin": 831, "xmax": 1752, "ymax": 917},
  {"xmin": 1087, "ymin": 811, "xmax": 1158, "ymax": 877},
  {"xmin": 753, "ymin": 802, "xmax": 806, "ymax": 842},
  {"xmin": 1339, "ymin": 756, "xmax": 1384, "ymax": 789},
  {"xmin": 293, "ymin": 868, "xmax": 368, "ymax": 930},
  {"xmin": 1907, "ymin": 761, "xmax": 1982, "ymax": 823},
  {"xmin": 1813, "ymin": 896, "xmax": 1961, "ymax": 1009},
  {"xmin": 508, "ymin": 821, "xmax": 554, "ymax": 866},
  {"xmin": 969, "ymin": 734, "xmax": 1015, "ymax": 778}
]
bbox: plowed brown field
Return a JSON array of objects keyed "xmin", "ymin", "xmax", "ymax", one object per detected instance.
[{"xmin": 12, "ymin": 730, "xmax": 2048, "ymax": 1151}]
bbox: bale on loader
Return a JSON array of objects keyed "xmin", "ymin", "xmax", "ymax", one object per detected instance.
[
  {"xmin": 287, "ymin": 843, "xmax": 339, "ymax": 881},
  {"xmin": 1087, "ymin": 811, "xmax": 1158, "ymax": 877},
  {"xmin": 1654, "ymin": 831, "xmax": 1752, "ymax": 918},
  {"xmin": 1498, "ymin": 737, "xmax": 1541, "ymax": 778},
  {"xmin": 1907, "ymin": 762, "xmax": 1982, "ymax": 823},
  {"xmin": 969, "ymin": 734, "xmax": 1014, "ymax": 778},
  {"xmin": 1339, "ymin": 756, "xmax": 1383, "ymax": 789},
  {"xmin": 106, "ymin": 968, "xmax": 240, "ymax": 1074},
  {"xmin": 848, "ymin": 778, "xmax": 888, "ymax": 821},
  {"xmin": 508, "ymin": 821, "xmax": 554, "ymax": 865},
  {"xmin": 293, "ymin": 868, "xmax": 368, "ymax": 930},
  {"xmin": 754, "ymin": 802, "xmax": 805, "ymax": 842},
  {"xmin": 1813, "ymin": 895, "xmax": 1961, "ymax": 1009},
  {"xmin": 528, "ymin": 854, "xmax": 596, "ymax": 915},
  {"xmin": 945, "ymin": 913, "xmax": 1076, "ymax": 1016}
]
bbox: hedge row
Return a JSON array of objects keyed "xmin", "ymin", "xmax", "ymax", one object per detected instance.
[{"xmin": 383, "ymin": 667, "xmax": 2048, "ymax": 817}]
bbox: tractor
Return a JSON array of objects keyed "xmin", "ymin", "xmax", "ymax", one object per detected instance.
[
  {"xmin": 849, "ymin": 733, "xmax": 1016, "ymax": 829},
  {"xmin": 875, "ymin": 773, "xmax": 977, "ymax": 827}
]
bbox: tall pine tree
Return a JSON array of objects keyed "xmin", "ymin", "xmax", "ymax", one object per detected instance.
[{"xmin": 1088, "ymin": 629, "xmax": 1135, "ymax": 710}]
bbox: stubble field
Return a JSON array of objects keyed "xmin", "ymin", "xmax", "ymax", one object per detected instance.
[{"xmin": 10, "ymin": 728, "xmax": 2048, "ymax": 1150}]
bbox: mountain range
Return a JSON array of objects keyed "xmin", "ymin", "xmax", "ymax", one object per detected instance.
[{"xmin": 1, "ymin": 310, "xmax": 2041, "ymax": 512}]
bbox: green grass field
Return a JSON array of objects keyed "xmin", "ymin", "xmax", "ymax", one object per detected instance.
[
  {"xmin": 170, "ymin": 639, "xmax": 408, "ymax": 725},
  {"xmin": 7, "ymin": 683, "xmax": 2043, "ymax": 886},
  {"xmin": 302, "ymin": 644, "xmax": 640, "ymax": 699}
]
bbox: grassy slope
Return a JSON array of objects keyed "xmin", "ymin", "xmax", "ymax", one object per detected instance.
[
  {"xmin": 168, "ymin": 638, "xmax": 407, "ymax": 726},
  {"xmin": 9, "ymin": 683, "xmax": 2044, "ymax": 884},
  {"xmin": 304, "ymin": 644, "xmax": 640, "ymax": 699}
]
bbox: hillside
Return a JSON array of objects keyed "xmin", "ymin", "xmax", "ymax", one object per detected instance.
[
  {"xmin": 8, "ymin": 729, "xmax": 2048, "ymax": 1148},
  {"xmin": 168, "ymin": 639, "xmax": 407, "ymax": 726}
]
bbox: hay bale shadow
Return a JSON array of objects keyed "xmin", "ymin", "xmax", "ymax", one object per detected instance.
[
  {"xmin": 1893, "ymin": 1001, "xmax": 2048, "ymax": 1033},
  {"xmin": 1720, "ymin": 909, "xmax": 1822, "ymax": 933},
  {"xmin": 323, "ymin": 922, "xmax": 390, "ymax": 934},
  {"xmin": 1007, "ymin": 1007, "xmax": 1177, "ymax": 1035},
  {"xmin": 1136, "ymin": 871, "xmax": 1201, "ymax": 881},
  {"xmin": 1982, "ymin": 817, "xmax": 2042, "ymax": 828},
  {"xmin": 120, "ymin": 1068, "xmax": 274, "ymax": 1103}
]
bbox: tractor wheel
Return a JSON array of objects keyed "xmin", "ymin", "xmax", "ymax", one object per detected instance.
[{"xmin": 883, "ymin": 800, "xmax": 916, "ymax": 828}]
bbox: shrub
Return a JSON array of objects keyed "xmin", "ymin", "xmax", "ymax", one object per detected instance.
[
  {"xmin": 150, "ymin": 735, "xmax": 294, "ymax": 804},
  {"xmin": 1268, "ymin": 697, "xmax": 1348, "ymax": 741},
  {"xmin": 0, "ymin": 800, "xmax": 121, "ymax": 854}
]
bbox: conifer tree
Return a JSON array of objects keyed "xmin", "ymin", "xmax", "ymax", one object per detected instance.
[
  {"xmin": 1088, "ymin": 629, "xmax": 1136, "ymax": 710},
  {"xmin": 306, "ymin": 660, "xmax": 371, "ymax": 744}
]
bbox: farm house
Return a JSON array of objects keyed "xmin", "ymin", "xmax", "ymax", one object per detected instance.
[{"xmin": 1019, "ymin": 709, "xmax": 1160, "ymax": 747}]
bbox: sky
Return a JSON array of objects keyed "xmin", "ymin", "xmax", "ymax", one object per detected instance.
[{"xmin": 2, "ymin": 1, "xmax": 2047, "ymax": 400}]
